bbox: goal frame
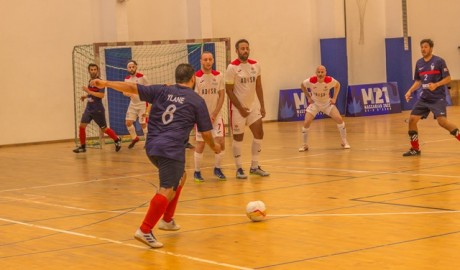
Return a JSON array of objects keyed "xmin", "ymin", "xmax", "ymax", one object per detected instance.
[{"xmin": 72, "ymin": 37, "xmax": 232, "ymax": 149}]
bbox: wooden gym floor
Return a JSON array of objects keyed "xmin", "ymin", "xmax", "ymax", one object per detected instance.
[{"xmin": 1, "ymin": 107, "xmax": 460, "ymax": 270}]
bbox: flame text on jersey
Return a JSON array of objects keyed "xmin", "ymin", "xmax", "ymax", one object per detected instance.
[
  {"xmin": 200, "ymin": 88, "xmax": 218, "ymax": 95},
  {"xmin": 167, "ymin": 94, "xmax": 185, "ymax": 104},
  {"xmin": 240, "ymin": 76, "xmax": 256, "ymax": 84}
]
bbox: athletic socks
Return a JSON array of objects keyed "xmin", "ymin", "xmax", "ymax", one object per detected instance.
[
  {"xmin": 194, "ymin": 152, "xmax": 203, "ymax": 172},
  {"xmin": 127, "ymin": 125, "xmax": 138, "ymax": 140},
  {"xmin": 251, "ymin": 139, "xmax": 262, "ymax": 168},
  {"xmin": 408, "ymin": 130, "xmax": 419, "ymax": 150},
  {"xmin": 215, "ymin": 151, "xmax": 224, "ymax": 168},
  {"xmin": 450, "ymin": 128, "xmax": 460, "ymax": 141},
  {"xmin": 337, "ymin": 122, "xmax": 348, "ymax": 142},
  {"xmin": 104, "ymin": 128, "xmax": 119, "ymax": 141},
  {"xmin": 232, "ymin": 140, "xmax": 243, "ymax": 169},
  {"xmin": 140, "ymin": 193, "xmax": 168, "ymax": 233},
  {"xmin": 162, "ymin": 185, "xmax": 183, "ymax": 223},
  {"xmin": 79, "ymin": 127, "xmax": 86, "ymax": 146},
  {"xmin": 301, "ymin": 127, "xmax": 309, "ymax": 145}
]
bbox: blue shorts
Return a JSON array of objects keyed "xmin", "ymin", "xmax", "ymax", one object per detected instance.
[
  {"xmin": 81, "ymin": 109, "xmax": 107, "ymax": 129},
  {"xmin": 148, "ymin": 156, "xmax": 184, "ymax": 190},
  {"xmin": 411, "ymin": 98, "xmax": 447, "ymax": 119}
]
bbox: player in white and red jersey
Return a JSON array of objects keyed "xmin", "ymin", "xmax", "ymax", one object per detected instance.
[
  {"xmin": 124, "ymin": 60, "xmax": 150, "ymax": 149},
  {"xmin": 225, "ymin": 39, "xmax": 269, "ymax": 179},
  {"xmin": 193, "ymin": 51, "xmax": 227, "ymax": 182},
  {"xmin": 299, "ymin": 65, "xmax": 350, "ymax": 151}
]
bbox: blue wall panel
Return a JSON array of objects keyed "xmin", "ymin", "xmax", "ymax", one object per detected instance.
[
  {"xmin": 320, "ymin": 38, "xmax": 348, "ymax": 115},
  {"xmin": 105, "ymin": 48, "xmax": 132, "ymax": 135},
  {"xmin": 385, "ymin": 37, "xmax": 413, "ymax": 110}
]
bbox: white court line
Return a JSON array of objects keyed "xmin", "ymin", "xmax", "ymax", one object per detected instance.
[
  {"xmin": 0, "ymin": 174, "xmax": 152, "ymax": 193},
  {"xmin": 3, "ymin": 195, "xmax": 460, "ymax": 219},
  {"xmin": 0, "ymin": 217, "xmax": 253, "ymax": 270},
  {"xmin": 0, "ymin": 153, "xmax": 327, "ymax": 194}
]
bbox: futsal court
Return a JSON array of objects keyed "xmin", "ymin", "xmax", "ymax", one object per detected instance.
[{"xmin": 1, "ymin": 107, "xmax": 460, "ymax": 269}]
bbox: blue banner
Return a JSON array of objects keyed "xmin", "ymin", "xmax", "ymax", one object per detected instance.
[
  {"xmin": 346, "ymin": 82, "xmax": 402, "ymax": 117},
  {"xmin": 278, "ymin": 88, "xmax": 326, "ymax": 121}
]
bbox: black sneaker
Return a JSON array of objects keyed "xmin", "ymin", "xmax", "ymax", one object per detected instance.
[
  {"xmin": 73, "ymin": 146, "xmax": 86, "ymax": 153},
  {"xmin": 115, "ymin": 138, "xmax": 122, "ymax": 152},
  {"xmin": 128, "ymin": 137, "xmax": 139, "ymax": 149},
  {"xmin": 402, "ymin": 148, "xmax": 421, "ymax": 157},
  {"xmin": 185, "ymin": 142, "xmax": 195, "ymax": 149}
]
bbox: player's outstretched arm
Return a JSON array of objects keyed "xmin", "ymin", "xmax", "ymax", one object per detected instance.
[{"xmin": 90, "ymin": 79, "xmax": 139, "ymax": 95}]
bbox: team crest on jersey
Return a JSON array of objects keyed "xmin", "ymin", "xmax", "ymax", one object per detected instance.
[{"xmin": 431, "ymin": 63, "xmax": 435, "ymax": 70}]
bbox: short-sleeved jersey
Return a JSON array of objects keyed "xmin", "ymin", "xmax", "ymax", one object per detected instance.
[
  {"xmin": 414, "ymin": 55, "xmax": 450, "ymax": 101},
  {"xmin": 125, "ymin": 73, "xmax": 148, "ymax": 108},
  {"xmin": 138, "ymin": 84, "xmax": 212, "ymax": 162},
  {"xmin": 225, "ymin": 59, "xmax": 261, "ymax": 109},
  {"xmin": 85, "ymin": 79, "xmax": 105, "ymax": 112},
  {"xmin": 302, "ymin": 76, "xmax": 337, "ymax": 105},
  {"xmin": 194, "ymin": 69, "xmax": 225, "ymax": 118}
]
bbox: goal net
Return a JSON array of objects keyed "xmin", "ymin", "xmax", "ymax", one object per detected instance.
[{"xmin": 72, "ymin": 38, "xmax": 231, "ymax": 148}]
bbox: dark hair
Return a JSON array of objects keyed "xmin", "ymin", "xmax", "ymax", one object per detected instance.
[
  {"xmin": 175, "ymin": 63, "xmax": 195, "ymax": 83},
  {"xmin": 235, "ymin": 39, "xmax": 249, "ymax": 49},
  {"xmin": 127, "ymin": 59, "xmax": 137, "ymax": 66},
  {"xmin": 88, "ymin": 63, "xmax": 99, "ymax": 70},
  {"xmin": 201, "ymin": 51, "xmax": 214, "ymax": 58},
  {"xmin": 420, "ymin": 39, "xmax": 434, "ymax": 47}
]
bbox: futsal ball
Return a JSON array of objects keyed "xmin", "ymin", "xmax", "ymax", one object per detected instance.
[{"xmin": 246, "ymin": 200, "xmax": 267, "ymax": 222}]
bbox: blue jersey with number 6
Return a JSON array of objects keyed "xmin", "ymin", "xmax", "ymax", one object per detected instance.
[{"xmin": 138, "ymin": 84, "xmax": 212, "ymax": 162}]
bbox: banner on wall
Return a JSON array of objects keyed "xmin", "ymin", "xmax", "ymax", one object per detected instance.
[
  {"xmin": 346, "ymin": 82, "xmax": 402, "ymax": 117},
  {"xmin": 278, "ymin": 88, "xmax": 327, "ymax": 121}
]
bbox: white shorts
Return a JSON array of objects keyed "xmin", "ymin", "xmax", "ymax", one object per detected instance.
[
  {"xmin": 196, "ymin": 116, "xmax": 224, "ymax": 141},
  {"xmin": 231, "ymin": 108, "xmax": 262, "ymax": 135},
  {"xmin": 306, "ymin": 102, "xmax": 335, "ymax": 117},
  {"xmin": 125, "ymin": 104, "xmax": 147, "ymax": 124}
]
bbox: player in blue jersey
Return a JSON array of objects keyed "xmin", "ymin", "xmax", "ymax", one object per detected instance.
[
  {"xmin": 403, "ymin": 39, "xmax": 460, "ymax": 156},
  {"xmin": 73, "ymin": 63, "xmax": 121, "ymax": 153},
  {"xmin": 90, "ymin": 63, "xmax": 221, "ymax": 248}
]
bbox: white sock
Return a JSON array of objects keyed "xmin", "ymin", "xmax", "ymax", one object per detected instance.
[
  {"xmin": 337, "ymin": 122, "xmax": 348, "ymax": 143},
  {"xmin": 127, "ymin": 125, "xmax": 137, "ymax": 140},
  {"xmin": 251, "ymin": 139, "xmax": 262, "ymax": 168},
  {"xmin": 194, "ymin": 152, "xmax": 203, "ymax": 172},
  {"xmin": 215, "ymin": 151, "xmax": 224, "ymax": 168},
  {"xmin": 232, "ymin": 140, "xmax": 243, "ymax": 169},
  {"xmin": 142, "ymin": 127, "xmax": 148, "ymax": 138},
  {"xmin": 302, "ymin": 127, "xmax": 309, "ymax": 145}
]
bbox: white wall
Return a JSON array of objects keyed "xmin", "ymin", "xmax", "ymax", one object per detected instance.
[
  {"xmin": 0, "ymin": 0, "xmax": 118, "ymax": 146},
  {"xmin": 1, "ymin": 0, "xmax": 460, "ymax": 145},
  {"xmin": 211, "ymin": 0, "xmax": 341, "ymax": 120},
  {"xmin": 407, "ymin": 0, "xmax": 460, "ymax": 79}
]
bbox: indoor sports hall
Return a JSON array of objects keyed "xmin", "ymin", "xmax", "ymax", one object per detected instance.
[{"xmin": 1, "ymin": 1, "xmax": 460, "ymax": 269}]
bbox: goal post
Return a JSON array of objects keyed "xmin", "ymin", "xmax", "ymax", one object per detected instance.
[{"xmin": 72, "ymin": 38, "xmax": 231, "ymax": 148}]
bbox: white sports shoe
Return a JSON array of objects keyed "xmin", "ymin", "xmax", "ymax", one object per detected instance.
[
  {"xmin": 250, "ymin": 166, "xmax": 270, "ymax": 176},
  {"xmin": 158, "ymin": 219, "xmax": 181, "ymax": 231},
  {"xmin": 341, "ymin": 142, "xmax": 351, "ymax": 149},
  {"xmin": 298, "ymin": 144, "xmax": 309, "ymax": 152},
  {"xmin": 134, "ymin": 228, "xmax": 163, "ymax": 248}
]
